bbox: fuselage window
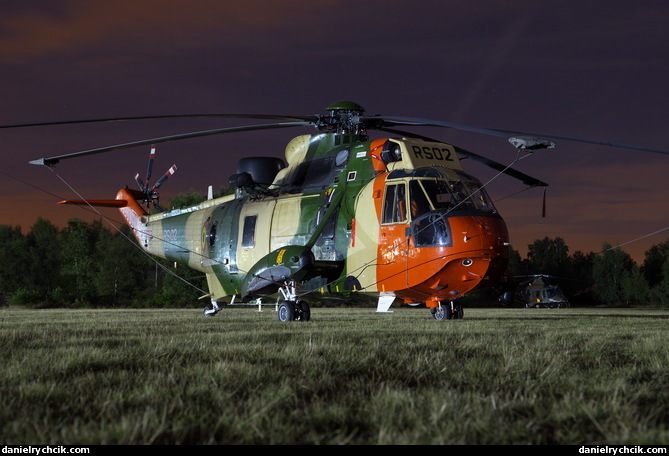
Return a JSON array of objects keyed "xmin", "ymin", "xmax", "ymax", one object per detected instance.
[
  {"xmin": 285, "ymin": 155, "xmax": 340, "ymax": 193},
  {"xmin": 242, "ymin": 215, "xmax": 257, "ymax": 247},
  {"xmin": 382, "ymin": 183, "xmax": 407, "ymax": 224},
  {"xmin": 207, "ymin": 222, "xmax": 217, "ymax": 249}
]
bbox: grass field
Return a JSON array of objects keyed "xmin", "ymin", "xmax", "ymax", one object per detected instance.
[{"xmin": 1, "ymin": 305, "xmax": 668, "ymax": 445}]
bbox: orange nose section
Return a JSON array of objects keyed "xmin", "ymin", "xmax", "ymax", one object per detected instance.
[{"xmin": 394, "ymin": 214, "xmax": 510, "ymax": 306}]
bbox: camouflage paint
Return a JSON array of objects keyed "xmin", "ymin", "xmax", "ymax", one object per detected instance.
[{"xmin": 114, "ymin": 132, "xmax": 510, "ymax": 308}]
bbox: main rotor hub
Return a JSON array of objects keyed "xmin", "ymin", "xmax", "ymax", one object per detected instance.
[{"xmin": 316, "ymin": 101, "xmax": 367, "ymax": 135}]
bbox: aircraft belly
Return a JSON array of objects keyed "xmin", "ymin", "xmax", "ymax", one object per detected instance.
[{"xmin": 401, "ymin": 255, "xmax": 499, "ymax": 303}]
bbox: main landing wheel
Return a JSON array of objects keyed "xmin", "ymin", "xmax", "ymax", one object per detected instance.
[{"xmin": 278, "ymin": 300, "xmax": 311, "ymax": 322}]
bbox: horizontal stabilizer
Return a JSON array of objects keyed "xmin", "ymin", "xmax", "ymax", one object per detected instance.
[{"xmin": 58, "ymin": 199, "xmax": 128, "ymax": 208}]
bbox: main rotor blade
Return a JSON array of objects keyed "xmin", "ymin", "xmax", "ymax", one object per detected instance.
[
  {"xmin": 368, "ymin": 116, "xmax": 512, "ymax": 138},
  {"xmin": 134, "ymin": 173, "xmax": 146, "ymax": 192},
  {"xmin": 453, "ymin": 146, "xmax": 548, "ymax": 187},
  {"xmin": 379, "ymin": 126, "xmax": 548, "ymax": 187},
  {"xmin": 146, "ymin": 145, "xmax": 156, "ymax": 183},
  {"xmin": 489, "ymin": 127, "xmax": 669, "ymax": 156},
  {"xmin": 29, "ymin": 121, "xmax": 311, "ymax": 166},
  {"xmin": 2, "ymin": 113, "xmax": 316, "ymax": 130},
  {"xmin": 373, "ymin": 115, "xmax": 669, "ymax": 155}
]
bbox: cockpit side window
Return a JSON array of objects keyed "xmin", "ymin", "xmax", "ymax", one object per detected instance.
[{"xmin": 382, "ymin": 183, "xmax": 407, "ymax": 224}]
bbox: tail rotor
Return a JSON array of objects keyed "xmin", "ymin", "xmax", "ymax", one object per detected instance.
[{"xmin": 135, "ymin": 144, "xmax": 176, "ymax": 211}]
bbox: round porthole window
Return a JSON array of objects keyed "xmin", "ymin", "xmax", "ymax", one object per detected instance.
[{"xmin": 335, "ymin": 149, "xmax": 349, "ymax": 167}]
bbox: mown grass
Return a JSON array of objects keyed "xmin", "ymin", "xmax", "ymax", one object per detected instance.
[{"xmin": 1, "ymin": 306, "xmax": 667, "ymax": 445}]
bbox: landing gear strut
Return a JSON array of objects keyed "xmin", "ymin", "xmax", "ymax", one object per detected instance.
[
  {"xmin": 203, "ymin": 299, "xmax": 221, "ymax": 317},
  {"xmin": 277, "ymin": 281, "xmax": 311, "ymax": 322},
  {"xmin": 431, "ymin": 301, "xmax": 464, "ymax": 320}
]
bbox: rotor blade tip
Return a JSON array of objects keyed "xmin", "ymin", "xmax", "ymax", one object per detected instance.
[{"xmin": 29, "ymin": 158, "xmax": 58, "ymax": 166}]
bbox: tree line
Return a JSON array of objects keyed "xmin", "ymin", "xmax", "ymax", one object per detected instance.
[
  {"xmin": 0, "ymin": 217, "xmax": 206, "ymax": 308},
  {"xmin": 2, "ymin": 216, "xmax": 669, "ymax": 308},
  {"xmin": 504, "ymin": 236, "xmax": 669, "ymax": 307}
]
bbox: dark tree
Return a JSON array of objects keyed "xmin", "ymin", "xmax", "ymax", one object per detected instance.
[
  {"xmin": 60, "ymin": 218, "xmax": 99, "ymax": 305},
  {"xmin": 641, "ymin": 240, "xmax": 669, "ymax": 287},
  {"xmin": 26, "ymin": 217, "xmax": 62, "ymax": 299},
  {"xmin": 526, "ymin": 236, "xmax": 570, "ymax": 276},
  {"xmin": 592, "ymin": 243, "xmax": 645, "ymax": 305},
  {"xmin": 0, "ymin": 225, "xmax": 29, "ymax": 294}
]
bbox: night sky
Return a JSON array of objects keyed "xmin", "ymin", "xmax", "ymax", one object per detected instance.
[{"xmin": 2, "ymin": 0, "xmax": 668, "ymax": 264}]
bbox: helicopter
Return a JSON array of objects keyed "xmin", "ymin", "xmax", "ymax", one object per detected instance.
[
  {"xmin": 8, "ymin": 101, "xmax": 669, "ymax": 322},
  {"xmin": 499, "ymin": 275, "xmax": 571, "ymax": 309},
  {"xmin": 521, "ymin": 275, "xmax": 570, "ymax": 308}
]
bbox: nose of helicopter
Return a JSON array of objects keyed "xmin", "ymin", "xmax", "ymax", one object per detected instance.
[
  {"xmin": 402, "ymin": 213, "xmax": 510, "ymax": 303},
  {"xmin": 443, "ymin": 214, "xmax": 509, "ymax": 294}
]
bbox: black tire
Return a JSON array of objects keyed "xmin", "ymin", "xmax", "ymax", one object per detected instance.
[
  {"xmin": 296, "ymin": 300, "xmax": 311, "ymax": 322},
  {"xmin": 278, "ymin": 301, "xmax": 295, "ymax": 322},
  {"xmin": 453, "ymin": 304, "xmax": 464, "ymax": 319}
]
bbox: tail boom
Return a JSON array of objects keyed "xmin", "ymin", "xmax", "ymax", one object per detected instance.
[
  {"xmin": 114, "ymin": 188, "xmax": 151, "ymax": 245},
  {"xmin": 58, "ymin": 188, "xmax": 151, "ymax": 245}
]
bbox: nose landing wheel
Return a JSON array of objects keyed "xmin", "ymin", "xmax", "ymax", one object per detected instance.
[{"xmin": 431, "ymin": 301, "xmax": 464, "ymax": 320}]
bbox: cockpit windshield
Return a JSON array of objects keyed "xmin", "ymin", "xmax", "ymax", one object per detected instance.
[
  {"xmin": 449, "ymin": 176, "xmax": 496, "ymax": 213},
  {"xmin": 409, "ymin": 173, "xmax": 497, "ymax": 216},
  {"xmin": 385, "ymin": 167, "xmax": 498, "ymax": 224},
  {"xmin": 414, "ymin": 179, "xmax": 452, "ymax": 211},
  {"xmin": 384, "ymin": 167, "xmax": 498, "ymax": 247}
]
